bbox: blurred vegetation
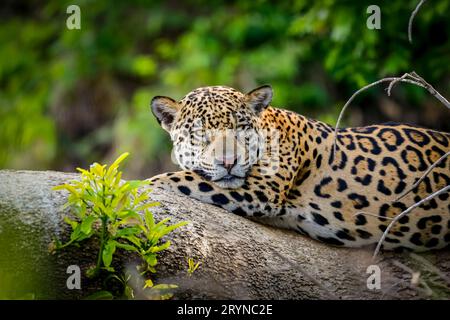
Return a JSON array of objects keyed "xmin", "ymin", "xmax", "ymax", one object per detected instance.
[{"xmin": 0, "ymin": 0, "xmax": 449, "ymax": 178}]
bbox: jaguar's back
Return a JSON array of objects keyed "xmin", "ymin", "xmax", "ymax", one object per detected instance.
[{"xmin": 282, "ymin": 119, "xmax": 450, "ymax": 251}]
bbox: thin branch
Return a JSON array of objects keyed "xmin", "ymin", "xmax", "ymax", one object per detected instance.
[
  {"xmin": 387, "ymin": 73, "xmax": 411, "ymax": 96},
  {"xmin": 409, "ymin": 72, "xmax": 450, "ymax": 109},
  {"xmin": 408, "ymin": 0, "xmax": 427, "ymax": 44},
  {"xmin": 332, "ymin": 72, "xmax": 450, "ymax": 160},
  {"xmin": 395, "ymin": 151, "xmax": 450, "ymax": 202},
  {"xmin": 332, "ymin": 75, "xmax": 425, "ymax": 159},
  {"xmin": 373, "ymin": 185, "xmax": 450, "ymax": 258}
]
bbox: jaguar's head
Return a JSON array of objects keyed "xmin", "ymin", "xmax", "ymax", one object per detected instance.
[{"xmin": 151, "ymin": 85, "xmax": 273, "ymax": 189}]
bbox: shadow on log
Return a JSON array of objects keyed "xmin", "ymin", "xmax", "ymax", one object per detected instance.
[{"xmin": 0, "ymin": 170, "xmax": 449, "ymax": 299}]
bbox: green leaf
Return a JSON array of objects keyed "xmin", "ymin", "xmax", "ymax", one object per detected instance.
[
  {"xmin": 116, "ymin": 226, "xmax": 141, "ymax": 237},
  {"xmin": 158, "ymin": 221, "xmax": 189, "ymax": 237},
  {"xmin": 125, "ymin": 180, "xmax": 142, "ymax": 191},
  {"xmin": 106, "ymin": 152, "xmax": 129, "ymax": 178},
  {"xmin": 133, "ymin": 192, "xmax": 149, "ymax": 205},
  {"xmin": 63, "ymin": 216, "xmax": 78, "ymax": 229},
  {"xmin": 80, "ymin": 215, "xmax": 97, "ymax": 235},
  {"xmin": 84, "ymin": 291, "xmax": 114, "ymax": 300},
  {"xmin": 53, "ymin": 184, "xmax": 78, "ymax": 195},
  {"xmin": 152, "ymin": 284, "xmax": 178, "ymax": 290},
  {"xmin": 102, "ymin": 240, "xmax": 117, "ymax": 267},
  {"xmin": 144, "ymin": 279, "xmax": 154, "ymax": 289},
  {"xmin": 113, "ymin": 194, "xmax": 128, "ymax": 212},
  {"xmin": 145, "ymin": 254, "xmax": 158, "ymax": 267},
  {"xmin": 95, "ymin": 201, "xmax": 107, "ymax": 214},
  {"xmin": 76, "ymin": 232, "xmax": 93, "ymax": 242},
  {"xmin": 104, "ymin": 273, "xmax": 125, "ymax": 286},
  {"xmin": 157, "ymin": 293, "xmax": 174, "ymax": 300},
  {"xmin": 111, "ymin": 171, "xmax": 122, "ymax": 188},
  {"xmin": 121, "ymin": 235, "xmax": 142, "ymax": 248},
  {"xmin": 70, "ymin": 224, "xmax": 82, "ymax": 241},
  {"xmin": 117, "ymin": 210, "xmax": 142, "ymax": 224},
  {"xmin": 149, "ymin": 240, "xmax": 171, "ymax": 253},
  {"xmin": 153, "ymin": 217, "xmax": 171, "ymax": 228},
  {"xmin": 90, "ymin": 163, "xmax": 107, "ymax": 177},
  {"xmin": 144, "ymin": 210, "xmax": 155, "ymax": 229},
  {"xmin": 76, "ymin": 167, "xmax": 93, "ymax": 178},
  {"xmin": 147, "ymin": 266, "xmax": 157, "ymax": 273},
  {"xmin": 103, "ymin": 266, "xmax": 115, "ymax": 272},
  {"xmin": 124, "ymin": 286, "xmax": 134, "ymax": 299},
  {"xmin": 114, "ymin": 241, "xmax": 139, "ymax": 252},
  {"xmin": 135, "ymin": 201, "xmax": 159, "ymax": 212}
]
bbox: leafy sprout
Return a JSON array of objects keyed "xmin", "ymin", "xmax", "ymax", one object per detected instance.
[
  {"xmin": 187, "ymin": 258, "xmax": 201, "ymax": 276},
  {"xmin": 52, "ymin": 152, "xmax": 188, "ymax": 298}
]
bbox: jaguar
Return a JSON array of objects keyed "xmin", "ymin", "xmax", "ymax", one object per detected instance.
[{"xmin": 149, "ymin": 85, "xmax": 450, "ymax": 252}]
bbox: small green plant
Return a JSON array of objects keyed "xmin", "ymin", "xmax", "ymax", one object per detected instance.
[
  {"xmin": 142, "ymin": 278, "xmax": 179, "ymax": 300},
  {"xmin": 187, "ymin": 258, "xmax": 201, "ymax": 276},
  {"xmin": 52, "ymin": 152, "xmax": 188, "ymax": 298}
]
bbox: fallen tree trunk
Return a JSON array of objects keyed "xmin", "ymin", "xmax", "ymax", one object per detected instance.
[{"xmin": 0, "ymin": 170, "xmax": 448, "ymax": 299}]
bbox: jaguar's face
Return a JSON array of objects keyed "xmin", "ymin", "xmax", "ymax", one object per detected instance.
[{"xmin": 151, "ymin": 85, "xmax": 273, "ymax": 189}]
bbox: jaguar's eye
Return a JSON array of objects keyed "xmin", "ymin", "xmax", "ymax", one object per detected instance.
[
  {"xmin": 192, "ymin": 130, "xmax": 211, "ymax": 145},
  {"xmin": 191, "ymin": 130, "xmax": 202, "ymax": 138}
]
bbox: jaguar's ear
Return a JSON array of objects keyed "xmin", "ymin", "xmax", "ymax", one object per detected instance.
[
  {"xmin": 151, "ymin": 96, "xmax": 179, "ymax": 132},
  {"xmin": 245, "ymin": 85, "xmax": 273, "ymax": 115}
]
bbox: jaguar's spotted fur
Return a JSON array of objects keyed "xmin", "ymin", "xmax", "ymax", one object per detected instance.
[{"xmin": 149, "ymin": 85, "xmax": 450, "ymax": 252}]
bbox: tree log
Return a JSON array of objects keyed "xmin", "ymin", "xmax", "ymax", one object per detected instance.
[{"xmin": 0, "ymin": 170, "xmax": 448, "ymax": 299}]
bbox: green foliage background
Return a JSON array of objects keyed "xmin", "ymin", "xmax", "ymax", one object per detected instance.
[{"xmin": 1, "ymin": 0, "xmax": 449, "ymax": 178}]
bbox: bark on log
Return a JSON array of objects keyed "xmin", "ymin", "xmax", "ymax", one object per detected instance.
[{"xmin": 0, "ymin": 170, "xmax": 449, "ymax": 299}]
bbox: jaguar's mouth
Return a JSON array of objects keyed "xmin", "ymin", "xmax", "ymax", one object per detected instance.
[
  {"xmin": 213, "ymin": 174, "xmax": 245, "ymax": 189},
  {"xmin": 216, "ymin": 174, "xmax": 238, "ymax": 182},
  {"xmin": 193, "ymin": 169, "xmax": 246, "ymax": 189}
]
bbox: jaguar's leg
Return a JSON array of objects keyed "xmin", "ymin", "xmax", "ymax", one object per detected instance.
[{"xmin": 149, "ymin": 171, "xmax": 286, "ymax": 218}]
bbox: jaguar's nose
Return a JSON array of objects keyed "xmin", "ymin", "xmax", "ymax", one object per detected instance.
[{"xmin": 215, "ymin": 155, "xmax": 237, "ymax": 172}]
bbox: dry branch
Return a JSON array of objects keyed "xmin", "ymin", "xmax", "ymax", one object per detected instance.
[
  {"xmin": 395, "ymin": 151, "xmax": 450, "ymax": 202},
  {"xmin": 408, "ymin": 0, "xmax": 427, "ymax": 44},
  {"xmin": 1, "ymin": 170, "xmax": 449, "ymax": 299},
  {"xmin": 332, "ymin": 71, "xmax": 450, "ymax": 260},
  {"xmin": 332, "ymin": 71, "xmax": 450, "ymax": 159}
]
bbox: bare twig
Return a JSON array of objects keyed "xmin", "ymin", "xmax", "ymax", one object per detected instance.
[
  {"xmin": 373, "ymin": 185, "xmax": 450, "ymax": 258},
  {"xmin": 332, "ymin": 72, "xmax": 450, "ymax": 160},
  {"xmin": 332, "ymin": 75, "xmax": 423, "ymax": 158},
  {"xmin": 408, "ymin": 0, "xmax": 427, "ymax": 44},
  {"xmin": 386, "ymin": 72, "xmax": 430, "ymax": 97},
  {"xmin": 395, "ymin": 151, "xmax": 450, "ymax": 202},
  {"xmin": 408, "ymin": 72, "xmax": 450, "ymax": 109},
  {"xmin": 387, "ymin": 73, "xmax": 411, "ymax": 96}
]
